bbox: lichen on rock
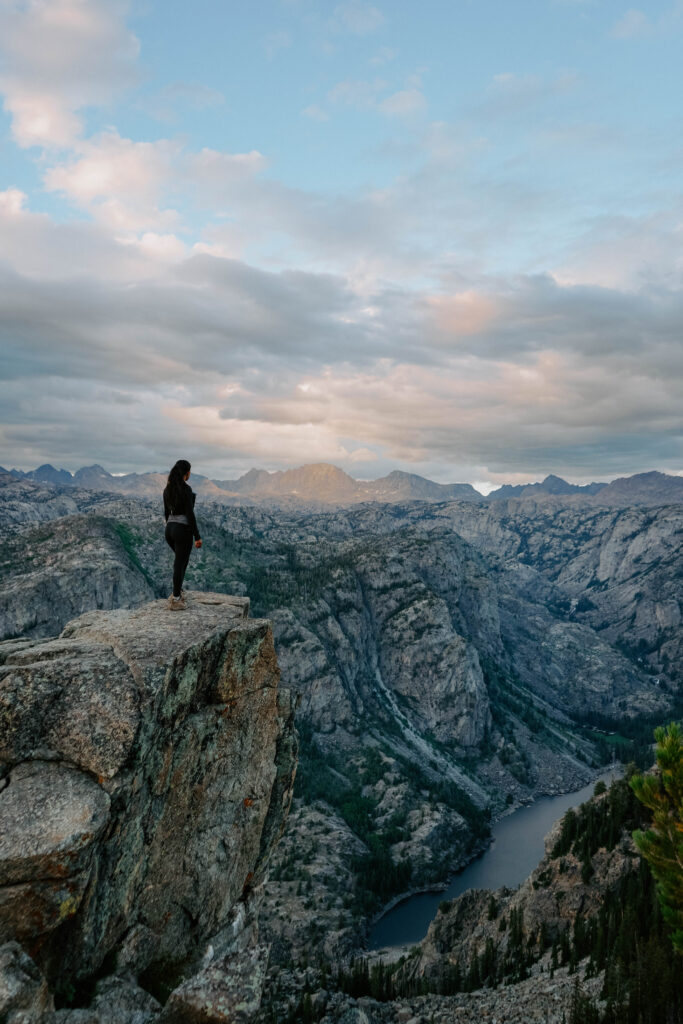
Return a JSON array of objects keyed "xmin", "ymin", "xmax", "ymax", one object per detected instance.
[{"xmin": 0, "ymin": 592, "xmax": 297, "ymax": 1021}]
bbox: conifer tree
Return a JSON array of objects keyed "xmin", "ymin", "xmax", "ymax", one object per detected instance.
[
  {"xmin": 630, "ymin": 721, "xmax": 683, "ymax": 954},
  {"xmin": 550, "ymin": 937, "xmax": 559, "ymax": 975},
  {"xmin": 487, "ymin": 894, "xmax": 498, "ymax": 920}
]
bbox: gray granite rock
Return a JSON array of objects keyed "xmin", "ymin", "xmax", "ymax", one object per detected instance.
[
  {"xmin": 0, "ymin": 594, "xmax": 296, "ymax": 1003},
  {"xmin": 46, "ymin": 976, "xmax": 161, "ymax": 1023},
  {"xmin": 0, "ymin": 762, "xmax": 110, "ymax": 945},
  {"xmin": 0, "ymin": 941, "xmax": 53, "ymax": 1023},
  {"xmin": 160, "ymin": 945, "xmax": 270, "ymax": 1023},
  {"xmin": 0, "ymin": 641, "xmax": 137, "ymax": 778}
]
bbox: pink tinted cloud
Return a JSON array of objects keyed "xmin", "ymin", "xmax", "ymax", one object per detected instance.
[
  {"xmin": 0, "ymin": 0, "xmax": 139, "ymax": 147},
  {"xmin": 428, "ymin": 291, "xmax": 500, "ymax": 338}
]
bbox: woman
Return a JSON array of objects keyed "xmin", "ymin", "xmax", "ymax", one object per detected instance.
[{"xmin": 163, "ymin": 459, "xmax": 202, "ymax": 610}]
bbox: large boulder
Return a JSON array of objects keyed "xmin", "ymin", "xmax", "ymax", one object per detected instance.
[
  {"xmin": 160, "ymin": 945, "xmax": 269, "ymax": 1023},
  {"xmin": 0, "ymin": 761, "xmax": 110, "ymax": 945},
  {"xmin": 0, "ymin": 593, "xmax": 297, "ymax": 1009},
  {"xmin": 0, "ymin": 941, "xmax": 54, "ymax": 1023}
]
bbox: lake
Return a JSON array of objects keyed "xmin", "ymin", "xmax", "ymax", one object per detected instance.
[{"xmin": 367, "ymin": 768, "xmax": 621, "ymax": 950}]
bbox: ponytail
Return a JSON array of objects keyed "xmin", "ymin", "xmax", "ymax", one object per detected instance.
[{"xmin": 166, "ymin": 459, "xmax": 191, "ymax": 512}]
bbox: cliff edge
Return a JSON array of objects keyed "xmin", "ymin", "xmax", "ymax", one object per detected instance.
[{"xmin": 0, "ymin": 592, "xmax": 297, "ymax": 1023}]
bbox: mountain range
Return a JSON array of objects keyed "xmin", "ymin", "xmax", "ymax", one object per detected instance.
[
  {"xmin": 1, "ymin": 468, "xmax": 682, "ymax": 1020},
  {"xmin": 2, "ymin": 461, "xmax": 683, "ymax": 507}
]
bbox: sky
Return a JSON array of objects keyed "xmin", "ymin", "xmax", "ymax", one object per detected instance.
[{"xmin": 0, "ymin": 0, "xmax": 682, "ymax": 486}]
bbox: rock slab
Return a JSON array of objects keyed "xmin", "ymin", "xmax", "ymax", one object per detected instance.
[{"xmin": 0, "ymin": 592, "xmax": 296, "ymax": 1009}]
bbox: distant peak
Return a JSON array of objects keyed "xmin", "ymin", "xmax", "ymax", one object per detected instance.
[{"xmin": 75, "ymin": 464, "xmax": 111, "ymax": 476}]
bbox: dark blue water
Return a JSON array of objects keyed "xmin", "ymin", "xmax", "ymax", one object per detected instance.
[{"xmin": 367, "ymin": 769, "xmax": 620, "ymax": 950}]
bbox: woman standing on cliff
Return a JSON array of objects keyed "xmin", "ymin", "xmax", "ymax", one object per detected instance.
[{"xmin": 163, "ymin": 459, "xmax": 202, "ymax": 610}]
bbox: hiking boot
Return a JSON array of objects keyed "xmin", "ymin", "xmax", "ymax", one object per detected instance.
[{"xmin": 168, "ymin": 595, "xmax": 186, "ymax": 611}]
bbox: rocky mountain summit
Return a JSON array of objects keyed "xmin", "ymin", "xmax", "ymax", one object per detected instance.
[
  {"xmin": 4, "ymin": 462, "xmax": 682, "ymax": 508},
  {"xmin": 1, "ymin": 471, "xmax": 681, "ymax": 1020},
  {"xmin": 0, "ymin": 593, "xmax": 297, "ymax": 1023},
  {"xmin": 0, "ymin": 478, "xmax": 678, "ymax": 940},
  {"xmin": 1, "ymin": 463, "xmax": 483, "ymax": 507}
]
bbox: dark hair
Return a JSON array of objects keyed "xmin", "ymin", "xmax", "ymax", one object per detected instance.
[{"xmin": 166, "ymin": 459, "xmax": 191, "ymax": 511}]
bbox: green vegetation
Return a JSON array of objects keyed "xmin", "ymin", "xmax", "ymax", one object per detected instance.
[
  {"xmin": 566, "ymin": 859, "xmax": 683, "ymax": 1023},
  {"xmin": 551, "ymin": 770, "xmax": 647, "ymax": 863},
  {"xmin": 631, "ymin": 722, "xmax": 683, "ymax": 954},
  {"xmin": 481, "ymin": 657, "xmax": 580, "ymax": 774},
  {"xmin": 293, "ymin": 723, "xmax": 490, "ymax": 913},
  {"xmin": 478, "ymin": 770, "xmax": 683, "ymax": 1022},
  {"xmin": 294, "ymin": 725, "xmax": 411, "ymax": 910},
  {"xmin": 113, "ymin": 522, "xmax": 155, "ymax": 587},
  {"xmin": 577, "ymin": 697, "xmax": 683, "ymax": 769},
  {"xmin": 331, "ymin": 771, "xmax": 683, "ymax": 1023},
  {"xmin": 240, "ymin": 542, "xmax": 363, "ymax": 617},
  {"xmin": 397, "ymin": 756, "xmax": 490, "ymax": 842}
]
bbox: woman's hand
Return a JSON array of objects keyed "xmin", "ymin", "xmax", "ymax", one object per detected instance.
[{"xmin": 195, "ymin": 539, "xmax": 202, "ymax": 549}]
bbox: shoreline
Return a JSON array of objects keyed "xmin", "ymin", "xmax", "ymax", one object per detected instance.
[
  {"xmin": 364, "ymin": 761, "xmax": 621, "ymax": 949},
  {"xmin": 365, "ymin": 836, "xmax": 490, "ymax": 932}
]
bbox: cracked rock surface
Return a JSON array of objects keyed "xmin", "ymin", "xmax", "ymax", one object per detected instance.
[{"xmin": 0, "ymin": 593, "xmax": 297, "ymax": 1020}]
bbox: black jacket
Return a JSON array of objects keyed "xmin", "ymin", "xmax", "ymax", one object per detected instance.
[{"xmin": 163, "ymin": 482, "xmax": 201, "ymax": 541}]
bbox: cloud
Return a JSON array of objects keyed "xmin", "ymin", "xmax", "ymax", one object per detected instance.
[
  {"xmin": 2, "ymin": 181, "xmax": 683, "ymax": 482},
  {"xmin": 28, "ymin": 115, "xmax": 459, "ymax": 279},
  {"xmin": 476, "ymin": 70, "xmax": 579, "ymax": 119},
  {"xmin": 169, "ymin": 406, "xmax": 372, "ymax": 468},
  {"xmin": 223, "ymin": 338, "xmax": 682, "ymax": 478},
  {"xmin": 328, "ymin": 77, "xmax": 388, "ymax": 109},
  {"xmin": 44, "ymin": 130, "xmax": 182, "ymax": 232},
  {"xmin": 42, "ymin": 130, "xmax": 267, "ymax": 234},
  {"xmin": 333, "ymin": 1, "xmax": 384, "ymax": 35},
  {"xmin": 0, "ymin": 187, "xmax": 27, "ymax": 216},
  {"xmin": 186, "ymin": 148, "xmax": 268, "ymax": 207},
  {"xmin": 327, "ymin": 77, "xmax": 425, "ymax": 119},
  {"xmin": 301, "ymin": 104, "xmax": 329, "ymax": 121},
  {"xmin": 379, "ymin": 87, "xmax": 426, "ymax": 117},
  {"xmin": 370, "ymin": 46, "xmax": 398, "ymax": 66},
  {"xmin": 0, "ymin": 0, "xmax": 139, "ymax": 147},
  {"xmin": 1, "ymin": 3, "xmax": 683, "ymax": 483},
  {"xmin": 428, "ymin": 291, "xmax": 500, "ymax": 337},
  {"xmin": 0, "ymin": 186, "xmax": 174, "ymax": 280},
  {"xmin": 347, "ymin": 446, "xmax": 378, "ymax": 462},
  {"xmin": 611, "ymin": 8, "xmax": 653, "ymax": 38},
  {"xmin": 553, "ymin": 206, "xmax": 683, "ymax": 290},
  {"xmin": 610, "ymin": 3, "xmax": 683, "ymax": 39}
]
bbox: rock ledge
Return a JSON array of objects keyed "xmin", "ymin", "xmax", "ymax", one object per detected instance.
[{"xmin": 0, "ymin": 592, "xmax": 297, "ymax": 1023}]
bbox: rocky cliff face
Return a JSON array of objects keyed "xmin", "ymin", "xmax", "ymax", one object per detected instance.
[
  {"xmin": 433, "ymin": 498, "xmax": 683, "ymax": 687},
  {"xmin": 265, "ymin": 778, "xmax": 647, "ymax": 1023},
  {"xmin": 8, "ymin": 462, "xmax": 683, "ymax": 507},
  {"xmin": 0, "ymin": 476, "xmax": 163, "ymax": 641},
  {"xmin": 0, "ymin": 515, "xmax": 158, "ymax": 641},
  {"xmin": 1, "ymin": 476, "xmax": 679, "ymax": 978},
  {"xmin": 409, "ymin": 799, "xmax": 637, "ymax": 990},
  {"xmin": 0, "ymin": 593, "xmax": 297, "ymax": 1022}
]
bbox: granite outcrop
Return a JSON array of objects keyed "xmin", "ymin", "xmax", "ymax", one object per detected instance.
[
  {"xmin": 1, "ymin": 475, "xmax": 679, "ymax": 978},
  {"xmin": 405, "ymin": 797, "xmax": 637, "ymax": 992},
  {"xmin": 0, "ymin": 593, "xmax": 297, "ymax": 1022}
]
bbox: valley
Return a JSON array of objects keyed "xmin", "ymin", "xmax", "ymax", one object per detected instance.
[{"xmin": 1, "ymin": 467, "xmax": 681, "ymax": 1021}]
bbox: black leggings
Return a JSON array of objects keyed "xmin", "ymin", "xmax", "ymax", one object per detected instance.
[{"xmin": 165, "ymin": 522, "xmax": 193, "ymax": 598}]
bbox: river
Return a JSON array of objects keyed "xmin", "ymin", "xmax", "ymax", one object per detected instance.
[{"xmin": 367, "ymin": 768, "xmax": 621, "ymax": 950}]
